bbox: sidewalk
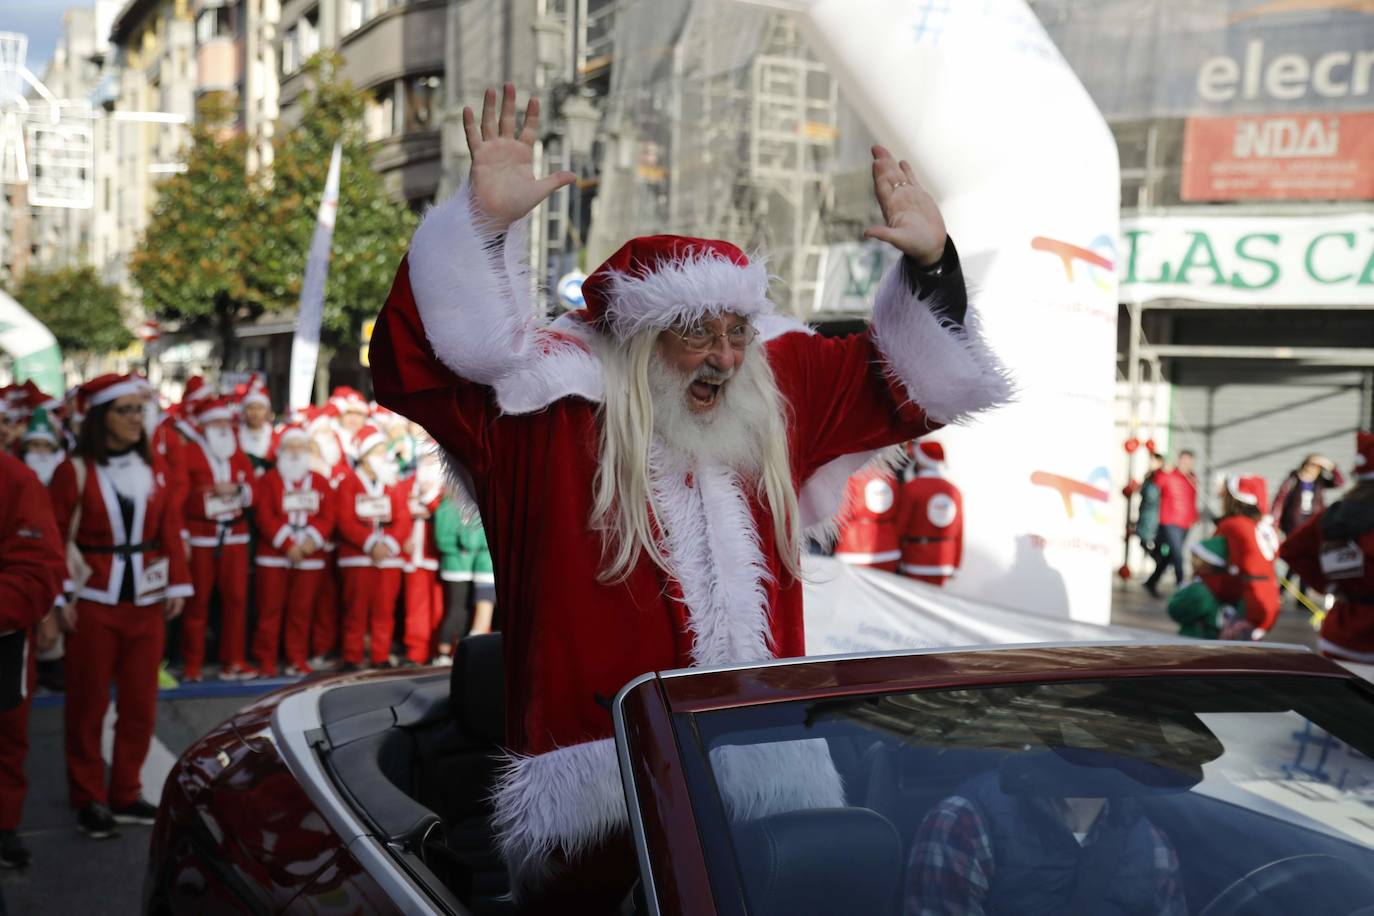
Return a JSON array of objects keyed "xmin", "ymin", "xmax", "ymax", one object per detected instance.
[{"xmin": 1110, "ymin": 579, "xmax": 1319, "ymax": 650}]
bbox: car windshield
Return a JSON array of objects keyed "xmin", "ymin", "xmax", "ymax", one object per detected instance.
[{"xmin": 678, "ymin": 675, "xmax": 1374, "ymax": 916}]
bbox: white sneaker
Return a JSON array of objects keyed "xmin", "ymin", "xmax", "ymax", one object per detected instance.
[{"xmin": 431, "ymin": 655, "xmax": 453, "ymax": 667}]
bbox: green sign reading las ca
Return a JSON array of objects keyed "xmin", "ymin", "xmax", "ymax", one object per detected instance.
[{"xmin": 1122, "ymin": 229, "xmax": 1374, "ymax": 290}]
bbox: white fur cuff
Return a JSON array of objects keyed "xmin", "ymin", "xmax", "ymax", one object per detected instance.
[{"xmin": 870, "ymin": 265, "xmax": 1014, "ymax": 425}]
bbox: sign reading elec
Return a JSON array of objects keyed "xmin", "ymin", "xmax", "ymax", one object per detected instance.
[{"xmin": 1196, "ymin": 39, "xmax": 1374, "ymax": 106}]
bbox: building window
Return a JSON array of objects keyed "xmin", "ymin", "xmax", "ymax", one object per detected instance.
[
  {"xmin": 281, "ymin": 26, "xmax": 298, "ymax": 73},
  {"xmin": 300, "ymin": 8, "xmax": 319, "ymax": 58},
  {"xmin": 195, "ymin": 5, "xmax": 232, "ymax": 46},
  {"xmin": 345, "ymin": 0, "xmax": 363, "ymax": 32},
  {"xmin": 403, "ymin": 75, "xmax": 441, "ymax": 133},
  {"xmin": 364, "ymin": 83, "xmax": 396, "ymax": 141}
]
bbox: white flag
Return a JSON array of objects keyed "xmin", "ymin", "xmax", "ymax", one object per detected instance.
[{"xmin": 289, "ymin": 141, "xmax": 342, "ymax": 412}]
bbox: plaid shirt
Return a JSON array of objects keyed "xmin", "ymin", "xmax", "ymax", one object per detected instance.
[{"xmin": 905, "ymin": 795, "xmax": 1188, "ymax": 916}]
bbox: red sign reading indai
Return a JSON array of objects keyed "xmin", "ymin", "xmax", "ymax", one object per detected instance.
[{"xmin": 1182, "ymin": 111, "xmax": 1374, "ymax": 201}]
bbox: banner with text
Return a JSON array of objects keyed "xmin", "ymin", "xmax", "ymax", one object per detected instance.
[
  {"xmin": 1120, "ymin": 212, "xmax": 1374, "ymax": 305},
  {"xmin": 1183, "ymin": 111, "xmax": 1374, "ymax": 201}
]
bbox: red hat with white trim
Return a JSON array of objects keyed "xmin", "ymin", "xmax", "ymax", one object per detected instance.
[
  {"xmin": 912, "ymin": 440, "xmax": 945, "ymax": 469},
  {"xmin": 1355, "ymin": 431, "xmax": 1374, "ymax": 481},
  {"xmin": 241, "ymin": 374, "xmax": 271, "ymax": 409},
  {"xmin": 354, "ymin": 424, "xmax": 387, "ymax": 457},
  {"xmin": 269, "ymin": 422, "xmax": 310, "ymax": 460},
  {"xmin": 580, "ymin": 235, "xmax": 771, "ymax": 340},
  {"xmin": 193, "ymin": 395, "xmax": 236, "ymax": 426},
  {"xmin": 1226, "ymin": 474, "xmax": 1268, "ymax": 511},
  {"xmin": 80, "ymin": 373, "xmax": 150, "ymax": 410},
  {"xmin": 330, "ymin": 386, "xmax": 369, "ymax": 416}
]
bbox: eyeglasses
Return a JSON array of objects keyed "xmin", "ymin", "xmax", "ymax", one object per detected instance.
[{"xmin": 669, "ymin": 321, "xmax": 759, "ymax": 353}]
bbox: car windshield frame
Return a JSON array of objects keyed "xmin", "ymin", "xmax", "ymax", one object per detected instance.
[{"xmin": 668, "ymin": 672, "xmax": 1374, "ymax": 916}]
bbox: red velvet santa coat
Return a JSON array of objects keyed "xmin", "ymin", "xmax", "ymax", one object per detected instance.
[
  {"xmin": 335, "ymin": 472, "xmax": 413, "ymax": 570},
  {"xmin": 1280, "ymin": 505, "xmax": 1374, "ymax": 661},
  {"xmin": 369, "ymin": 185, "xmax": 1011, "ymax": 882},
  {"xmin": 1213, "ymin": 514, "xmax": 1281, "ymax": 631},
  {"xmin": 182, "ymin": 439, "xmax": 255, "ymax": 548},
  {"xmin": 253, "ymin": 470, "xmax": 337, "ymax": 571},
  {"xmin": 832, "ymin": 468, "xmax": 902, "ymax": 568},
  {"xmin": 896, "ymin": 470, "xmax": 964, "ymax": 581},
  {"xmin": 49, "ymin": 454, "xmax": 193, "ymax": 606},
  {"xmin": 0, "ymin": 453, "xmax": 64, "ymax": 628},
  {"xmin": 404, "ymin": 480, "xmax": 444, "ymax": 572}
]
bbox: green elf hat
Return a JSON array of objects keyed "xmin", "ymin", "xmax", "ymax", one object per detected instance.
[
  {"xmin": 1191, "ymin": 536, "xmax": 1228, "ymax": 570},
  {"xmin": 22, "ymin": 406, "xmax": 59, "ymax": 446}
]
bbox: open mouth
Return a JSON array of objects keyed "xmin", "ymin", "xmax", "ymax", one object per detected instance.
[{"xmin": 689, "ymin": 379, "xmax": 723, "ymax": 408}]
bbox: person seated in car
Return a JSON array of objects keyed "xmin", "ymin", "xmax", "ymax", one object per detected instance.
[{"xmin": 905, "ymin": 758, "xmax": 1188, "ymax": 915}]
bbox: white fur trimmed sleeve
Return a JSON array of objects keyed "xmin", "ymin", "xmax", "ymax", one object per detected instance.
[
  {"xmin": 870, "ymin": 260, "xmax": 1014, "ymax": 426},
  {"xmin": 406, "ymin": 183, "xmax": 537, "ymax": 385}
]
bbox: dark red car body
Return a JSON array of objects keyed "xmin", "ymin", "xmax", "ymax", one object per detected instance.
[{"xmin": 144, "ymin": 642, "xmax": 1368, "ymax": 915}]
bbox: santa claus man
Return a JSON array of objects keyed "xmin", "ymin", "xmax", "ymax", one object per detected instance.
[
  {"xmin": 401, "ymin": 447, "xmax": 445, "ymax": 666},
  {"xmin": 250, "ymin": 425, "xmax": 336, "ymax": 676},
  {"xmin": 335, "ymin": 425, "xmax": 413, "ymax": 670},
  {"xmin": 329, "ymin": 387, "xmax": 371, "ymax": 468},
  {"xmin": 237, "ymin": 376, "xmax": 275, "ymax": 476},
  {"xmin": 181, "ymin": 396, "xmax": 256, "ymax": 680},
  {"xmin": 1214, "ymin": 474, "xmax": 1281, "ymax": 640},
  {"xmin": 370, "ymin": 84, "xmax": 1010, "ymax": 910},
  {"xmin": 832, "ymin": 465, "xmax": 903, "ymax": 572},
  {"xmin": 896, "ymin": 440, "xmax": 963, "ymax": 585}
]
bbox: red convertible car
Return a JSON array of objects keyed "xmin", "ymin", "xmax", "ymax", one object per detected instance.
[{"xmin": 145, "ymin": 639, "xmax": 1374, "ymax": 915}]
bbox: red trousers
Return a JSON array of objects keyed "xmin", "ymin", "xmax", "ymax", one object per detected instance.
[
  {"xmin": 0, "ymin": 641, "xmax": 37, "ymax": 829},
  {"xmin": 252, "ymin": 566, "xmax": 324, "ymax": 673},
  {"xmin": 183, "ymin": 543, "xmax": 249, "ymax": 677},
  {"xmin": 312, "ymin": 555, "xmax": 340, "ymax": 658},
  {"xmin": 65, "ymin": 600, "xmax": 164, "ymax": 809},
  {"xmin": 403, "ymin": 568, "xmax": 445, "ymax": 664},
  {"xmin": 340, "ymin": 567, "xmax": 403, "ymax": 666}
]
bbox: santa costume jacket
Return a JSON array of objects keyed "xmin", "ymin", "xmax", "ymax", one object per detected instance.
[
  {"xmin": 335, "ymin": 471, "xmax": 413, "ymax": 570},
  {"xmin": 897, "ymin": 467, "xmax": 964, "ymax": 583},
  {"xmin": 832, "ymin": 467, "xmax": 902, "ymax": 569},
  {"xmin": 253, "ymin": 469, "xmax": 337, "ymax": 571},
  {"xmin": 369, "ymin": 184, "xmax": 1012, "ymax": 882},
  {"xmin": 49, "ymin": 453, "xmax": 194, "ymax": 607},
  {"xmin": 182, "ymin": 438, "xmax": 255, "ymax": 550}
]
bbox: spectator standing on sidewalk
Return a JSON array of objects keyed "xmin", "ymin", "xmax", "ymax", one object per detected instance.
[
  {"xmin": 1135, "ymin": 453, "xmax": 1164, "ymax": 560},
  {"xmin": 1143, "ymin": 450, "xmax": 1199, "ymax": 597}
]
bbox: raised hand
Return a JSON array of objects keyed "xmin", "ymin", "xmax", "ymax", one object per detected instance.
[
  {"xmin": 863, "ymin": 145, "xmax": 948, "ymax": 267},
  {"xmin": 464, "ymin": 83, "xmax": 577, "ymax": 230}
]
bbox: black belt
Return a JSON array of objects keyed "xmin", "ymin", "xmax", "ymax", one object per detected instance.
[
  {"xmin": 77, "ymin": 540, "xmax": 161, "ymax": 557},
  {"xmin": 902, "ymin": 536, "xmax": 951, "ymax": 544}
]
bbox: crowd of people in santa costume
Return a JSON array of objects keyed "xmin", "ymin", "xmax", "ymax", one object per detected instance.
[{"xmin": 0, "ymin": 372, "xmax": 493, "ymax": 857}]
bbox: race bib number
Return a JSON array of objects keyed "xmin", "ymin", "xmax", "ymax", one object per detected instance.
[
  {"xmin": 283, "ymin": 490, "xmax": 320, "ymax": 514},
  {"xmin": 863, "ymin": 480, "xmax": 895, "ymax": 514},
  {"xmin": 1255, "ymin": 520, "xmax": 1279, "ymax": 562},
  {"xmin": 927, "ymin": 493, "xmax": 958, "ymax": 528},
  {"xmin": 137, "ymin": 558, "xmax": 170, "ymax": 598},
  {"xmin": 355, "ymin": 494, "xmax": 392, "ymax": 522},
  {"xmin": 204, "ymin": 491, "xmax": 243, "ymax": 520},
  {"xmin": 1320, "ymin": 541, "xmax": 1364, "ymax": 580}
]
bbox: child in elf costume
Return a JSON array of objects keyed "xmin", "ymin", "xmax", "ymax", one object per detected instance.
[{"xmin": 1168, "ymin": 536, "xmax": 1245, "ymax": 640}]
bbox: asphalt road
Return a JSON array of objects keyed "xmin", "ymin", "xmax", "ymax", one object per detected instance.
[{"xmin": 0, "ymin": 679, "xmax": 286, "ymax": 916}]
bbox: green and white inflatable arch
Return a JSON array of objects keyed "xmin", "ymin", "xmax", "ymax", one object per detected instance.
[{"xmin": 0, "ymin": 289, "xmax": 64, "ymax": 394}]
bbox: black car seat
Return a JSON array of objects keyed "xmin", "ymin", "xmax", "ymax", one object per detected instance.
[
  {"xmin": 413, "ymin": 632, "xmax": 510, "ymax": 913},
  {"xmin": 732, "ymin": 807, "xmax": 903, "ymax": 916}
]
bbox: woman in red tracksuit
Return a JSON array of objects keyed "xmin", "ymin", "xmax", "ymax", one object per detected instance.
[
  {"xmin": 1212, "ymin": 474, "xmax": 1281, "ymax": 640},
  {"xmin": 336, "ymin": 426, "xmax": 413, "ymax": 669},
  {"xmin": 1280, "ymin": 433, "xmax": 1374, "ymax": 661},
  {"xmin": 250, "ymin": 425, "xmax": 337, "ymax": 676},
  {"xmin": 49, "ymin": 374, "xmax": 192, "ymax": 839}
]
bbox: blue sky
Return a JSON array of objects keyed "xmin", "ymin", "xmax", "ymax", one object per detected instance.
[{"xmin": 3, "ymin": 0, "xmax": 87, "ymax": 75}]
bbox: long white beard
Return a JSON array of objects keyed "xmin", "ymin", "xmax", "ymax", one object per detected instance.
[
  {"xmin": 647, "ymin": 353, "xmax": 770, "ymax": 475},
  {"xmin": 106, "ymin": 451, "xmax": 153, "ymax": 503}
]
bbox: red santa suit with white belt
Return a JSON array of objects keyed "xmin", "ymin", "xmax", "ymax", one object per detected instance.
[
  {"xmin": 181, "ymin": 400, "xmax": 255, "ymax": 678},
  {"xmin": 402, "ymin": 466, "xmax": 445, "ymax": 664},
  {"xmin": 49, "ymin": 374, "xmax": 194, "ymax": 811},
  {"xmin": 335, "ymin": 434, "xmax": 414, "ymax": 667},
  {"xmin": 896, "ymin": 441, "xmax": 963, "ymax": 585},
  {"xmin": 250, "ymin": 447, "xmax": 336, "ymax": 674},
  {"xmin": 370, "ymin": 184, "xmax": 1011, "ymax": 888},
  {"xmin": 1214, "ymin": 475, "xmax": 1282, "ymax": 635},
  {"xmin": 832, "ymin": 467, "xmax": 902, "ymax": 572}
]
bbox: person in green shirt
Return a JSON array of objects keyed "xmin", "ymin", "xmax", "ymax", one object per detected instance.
[
  {"xmin": 432, "ymin": 494, "xmax": 496, "ymax": 662},
  {"xmin": 1167, "ymin": 536, "xmax": 1241, "ymax": 640}
]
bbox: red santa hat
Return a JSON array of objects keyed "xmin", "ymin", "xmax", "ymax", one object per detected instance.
[
  {"xmin": 330, "ymin": 386, "xmax": 370, "ymax": 416},
  {"xmin": 307, "ymin": 403, "xmax": 339, "ymax": 432},
  {"xmin": 269, "ymin": 422, "xmax": 310, "ymax": 460},
  {"xmin": 80, "ymin": 373, "xmax": 150, "ymax": 410},
  {"xmin": 354, "ymin": 424, "xmax": 387, "ymax": 458},
  {"xmin": 911, "ymin": 440, "xmax": 945, "ymax": 470},
  {"xmin": 580, "ymin": 235, "xmax": 771, "ymax": 340},
  {"xmin": 1355, "ymin": 431, "xmax": 1374, "ymax": 481},
  {"xmin": 193, "ymin": 395, "xmax": 236, "ymax": 426},
  {"xmin": 1226, "ymin": 474, "xmax": 1268, "ymax": 511},
  {"xmin": 240, "ymin": 374, "xmax": 271, "ymax": 409}
]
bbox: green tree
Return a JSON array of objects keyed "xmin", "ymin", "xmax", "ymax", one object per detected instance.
[
  {"xmin": 130, "ymin": 97, "xmax": 261, "ymax": 366},
  {"xmin": 252, "ymin": 54, "xmax": 416, "ymax": 347},
  {"xmin": 14, "ymin": 264, "xmax": 134, "ymax": 357}
]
